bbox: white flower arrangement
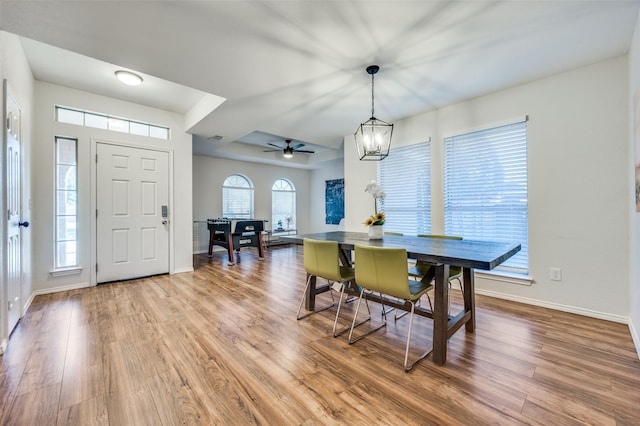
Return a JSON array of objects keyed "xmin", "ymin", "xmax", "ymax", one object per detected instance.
[
  {"xmin": 364, "ymin": 180, "xmax": 386, "ymax": 224},
  {"xmin": 365, "ymin": 180, "xmax": 386, "ymax": 200}
]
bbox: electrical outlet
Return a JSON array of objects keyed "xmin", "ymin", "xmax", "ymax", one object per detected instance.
[{"xmin": 550, "ymin": 267, "xmax": 562, "ymax": 282}]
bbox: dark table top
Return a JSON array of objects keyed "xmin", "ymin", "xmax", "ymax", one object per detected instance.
[{"xmin": 283, "ymin": 231, "xmax": 521, "ymax": 271}]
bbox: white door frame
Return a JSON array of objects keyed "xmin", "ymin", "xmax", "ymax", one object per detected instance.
[{"xmin": 90, "ymin": 138, "xmax": 174, "ymax": 286}]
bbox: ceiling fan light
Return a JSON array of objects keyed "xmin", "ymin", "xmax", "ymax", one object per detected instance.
[
  {"xmin": 115, "ymin": 70, "xmax": 143, "ymax": 86},
  {"xmin": 283, "ymin": 147, "xmax": 294, "ymax": 158}
]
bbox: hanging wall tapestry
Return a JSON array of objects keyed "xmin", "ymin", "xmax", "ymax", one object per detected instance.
[{"xmin": 325, "ymin": 178, "xmax": 344, "ymax": 225}]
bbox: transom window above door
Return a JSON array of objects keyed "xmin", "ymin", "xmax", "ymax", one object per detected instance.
[{"xmin": 55, "ymin": 106, "xmax": 170, "ymax": 140}]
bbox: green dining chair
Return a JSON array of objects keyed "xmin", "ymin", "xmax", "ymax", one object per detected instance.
[
  {"xmin": 349, "ymin": 245, "xmax": 434, "ymax": 371},
  {"xmin": 297, "ymin": 238, "xmax": 372, "ymax": 337},
  {"xmin": 379, "ymin": 232, "xmax": 404, "ymax": 316},
  {"xmin": 409, "ymin": 234, "xmax": 463, "ymax": 314}
]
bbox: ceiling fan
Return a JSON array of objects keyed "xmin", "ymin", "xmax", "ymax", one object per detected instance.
[{"xmin": 263, "ymin": 139, "xmax": 315, "ymax": 158}]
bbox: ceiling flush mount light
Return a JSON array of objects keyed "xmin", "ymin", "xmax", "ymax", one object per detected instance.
[
  {"xmin": 115, "ymin": 70, "xmax": 143, "ymax": 86},
  {"xmin": 354, "ymin": 65, "xmax": 393, "ymax": 161}
]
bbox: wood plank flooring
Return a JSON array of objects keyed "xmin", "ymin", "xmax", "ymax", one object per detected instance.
[{"xmin": 1, "ymin": 245, "xmax": 639, "ymax": 425}]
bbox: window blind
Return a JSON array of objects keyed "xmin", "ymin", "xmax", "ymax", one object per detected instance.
[
  {"xmin": 272, "ymin": 179, "xmax": 296, "ymax": 229},
  {"xmin": 378, "ymin": 141, "xmax": 431, "ymax": 235},
  {"xmin": 222, "ymin": 175, "xmax": 254, "ymax": 218},
  {"xmin": 444, "ymin": 120, "xmax": 528, "ymax": 271}
]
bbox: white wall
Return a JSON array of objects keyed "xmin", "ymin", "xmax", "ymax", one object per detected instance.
[
  {"xmin": 309, "ymin": 158, "xmax": 344, "ymax": 233},
  {"xmin": 32, "ymin": 81, "xmax": 194, "ymax": 291},
  {"xmin": 192, "ymin": 155, "xmax": 312, "ymax": 253},
  {"xmin": 0, "ymin": 31, "xmax": 35, "ymax": 346},
  {"xmin": 346, "ymin": 56, "xmax": 630, "ymax": 320},
  {"xmin": 628, "ymin": 12, "xmax": 640, "ymax": 354}
]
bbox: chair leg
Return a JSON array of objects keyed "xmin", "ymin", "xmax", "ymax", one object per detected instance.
[
  {"xmin": 296, "ymin": 275, "xmax": 335, "ymax": 320},
  {"xmin": 395, "ymin": 298, "xmax": 420, "ymax": 321},
  {"xmin": 383, "ymin": 306, "xmax": 395, "ymax": 318},
  {"xmin": 333, "ymin": 283, "xmax": 372, "ymax": 337},
  {"xmin": 447, "ymin": 277, "xmax": 462, "ymax": 316},
  {"xmin": 348, "ymin": 289, "xmax": 387, "ymax": 344},
  {"xmin": 404, "ymin": 300, "xmax": 433, "ymax": 372}
]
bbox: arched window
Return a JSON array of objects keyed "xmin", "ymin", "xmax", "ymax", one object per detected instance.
[
  {"xmin": 222, "ymin": 174, "xmax": 254, "ymax": 218},
  {"xmin": 272, "ymin": 179, "xmax": 296, "ymax": 231}
]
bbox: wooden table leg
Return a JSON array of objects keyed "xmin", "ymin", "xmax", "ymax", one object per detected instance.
[
  {"xmin": 227, "ymin": 234, "xmax": 235, "ymax": 265},
  {"xmin": 257, "ymin": 233, "xmax": 265, "ymax": 259},
  {"xmin": 432, "ymin": 263, "xmax": 450, "ymax": 366},
  {"xmin": 463, "ymin": 267, "xmax": 476, "ymax": 332},
  {"xmin": 208, "ymin": 231, "xmax": 215, "ymax": 256},
  {"xmin": 304, "ymin": 274, "xmax": 317, "ymax": 311},
  {"xmin": 338, "ymin": 249, "xmax": 352, "ymax": 267}
]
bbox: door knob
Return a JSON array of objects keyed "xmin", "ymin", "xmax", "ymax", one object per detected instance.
[
  {"xmin": 18, "ymin": 221, "xmax": 29, "ymax": 228},
  {"xmin": 162, "ymin": 220, "xmax": 168, "ymax": 225}
]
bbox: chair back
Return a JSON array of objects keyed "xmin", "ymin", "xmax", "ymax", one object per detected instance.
[
  {"xmin": 303, "ymin": 239, "xmax": 343, "ymax": 282},
  {"xmin": 355, "ymin": 245, "xmax": 411, "ymax": 300},
  {"xmin": 415, "ymin": 234, "xmax": 463, "ymax": 277},
  {"xmin": 417, "ymin": 234, "xmax": 462, "ymax": 240}
]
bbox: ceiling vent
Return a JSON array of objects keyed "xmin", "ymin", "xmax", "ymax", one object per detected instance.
[{"xmin": 207, "ymin": 135, "xmax": 223, "ymax": 141}]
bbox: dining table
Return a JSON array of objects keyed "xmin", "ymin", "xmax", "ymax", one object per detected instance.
[{"xmin": 283, "ymin": 231, "xmax": 521, "ymax": 365}]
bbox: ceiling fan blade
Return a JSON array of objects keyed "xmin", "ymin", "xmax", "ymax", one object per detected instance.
[
  {"xmin": 267, "ymin": 142, "xmax": 283, "ymax": 149},
  {"xmin": 263, "ymin": 149, "xmax": 280, "ymax": 152},
  {"xmin": 291, "ymin": 143, "xmax": 305, "ymax": 150},
  {"xmin": 294, "ymin": 149, "xmax": 315, "ymax": 154}
]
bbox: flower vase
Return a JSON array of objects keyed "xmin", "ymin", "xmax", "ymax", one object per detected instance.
[{"xmin": 368, "ymin": 225, "xmax": 384, "ymax": 240}]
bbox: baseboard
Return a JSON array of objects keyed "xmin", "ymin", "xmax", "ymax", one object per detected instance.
[
  {"xmin": 629, "ymin": 319, "xmax": 640, "ymax": 360},
  {"xmin": 173, "ymin": 267, "xmax": 194, "ymax": 274},
  {"xmin": 475, "ymin": 288, "xmax": 629, "ymax": 324},
  {"xmin": 31, "ymin": 281, "xmax": 92, "ymax": 297},
  {"xmin": 23, "ymin": 291, "xmax": 36, "ymax": 315}
]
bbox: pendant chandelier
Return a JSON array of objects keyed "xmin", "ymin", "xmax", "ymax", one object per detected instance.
[{"xmin": 354, "ymin": 65, "xmax": 393, "ymax": 161}]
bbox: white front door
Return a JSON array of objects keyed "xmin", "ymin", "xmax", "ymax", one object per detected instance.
[
  {"xmin": 5, "ymin": 81, "xmax": 23, "ymax": 335},
  {"xmin": 96, "ymin": 143, "xmax": 169, "ymax": 283}
]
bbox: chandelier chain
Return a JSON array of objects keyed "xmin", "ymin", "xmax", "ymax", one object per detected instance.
[{"xmin": 371, "ymin": 72, "xmax": 375, "ymax": 118}]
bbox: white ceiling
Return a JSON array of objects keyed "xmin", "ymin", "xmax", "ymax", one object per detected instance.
[{"xmin": 2, "ymin": 1, "xmax": 639, "ymax": 169}]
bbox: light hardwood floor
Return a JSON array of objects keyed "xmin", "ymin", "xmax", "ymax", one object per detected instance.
[{"xmin": 1, "ymin": 245, "xmax": 639, "ymax": 425}]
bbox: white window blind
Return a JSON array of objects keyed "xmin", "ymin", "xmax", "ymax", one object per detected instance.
[
  {"xmin": 378, "ymin": 141, "xmax": 431, "ymax": 235},
  {"xmin": 444, "ymin": 119, "xmax": 528, "ymax": 272},
  {"xmin": 222, "ymin": 174, "xmax": 254, "ymax": 219},
  {"xmin": 272, "ymin": 179, "xmax": 296, "ymax": 230}
]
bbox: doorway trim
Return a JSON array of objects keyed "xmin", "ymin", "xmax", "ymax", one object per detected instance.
[{"xmin": 90, "ymin": 138, "xmax": 175, "ymax": 286}]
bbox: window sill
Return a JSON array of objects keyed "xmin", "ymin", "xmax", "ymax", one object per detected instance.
[
  {"xmin": 50, "ymin": 266, "xmax": 83, "ymax": 277},
  {"xmin": 474, "ymin": 269, "xmax": 534, "ymax": 286}
]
